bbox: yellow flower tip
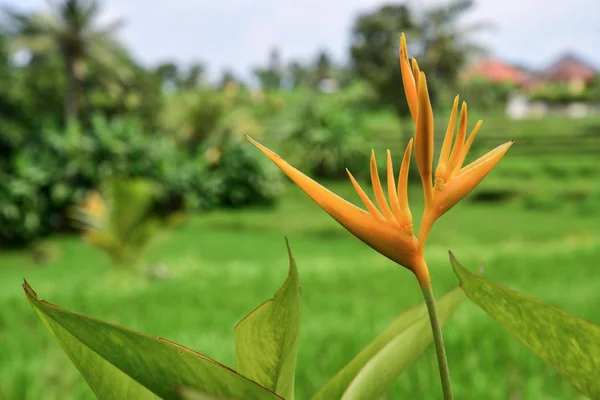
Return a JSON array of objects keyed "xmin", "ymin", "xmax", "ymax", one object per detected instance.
[
  {"xmin": 450, "ymin": 119, "xmax": 484, "ymax": 179},
  {"xmin": 398, "ymin": 138, "xmax": 413, "ymax": 205},
  {"xmin": 248, "ymin": 137, "xmax": 422, "ymax": 274},
  {"xmin": 415, "ymin": 72, "xmax": 434, "ymax": 206},
  {"xmin": 396, "ymin": 139, "xmax": 414, "ymax": 232},
  {"xmin": 370, "ymin": 150, "xmax": 396, "ymax": 223},
  {"xmin": 445, "ymin": 101, "xmax": 469, "ymax": 178},
  {"xmin": 400, "ymin": 33, "xmax": 408, "ymax": 59},
  {"xmin": 411, "ymin": 58, "xmax": 421, "ymax": 78},
  {"xmin": 386, "ymin": 149, "xmax": 403, "ymax": 226},
  {"xmin": 399, "ymin": 38, "xmax": 418, "ymax": 122},
  {"xmin": 435, "ymin": 95, "xmax": 460, "ymax": 181},
  {"xmin": 347, "ymin": 167, "xmax": 384, "ymax": 220},
  {"xmin": 436, "ymin": 140, "xmax": 513, "ymax": 215}
]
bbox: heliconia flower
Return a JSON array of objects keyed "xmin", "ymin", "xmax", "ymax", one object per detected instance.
[
  {"xmin": 246, "ymin": 136, "xmax": 431, "ymax": 285},
  {"xmin": 247, "ymin": 33, "xmax": 512, "ymax": 287},
  {"xmin": 399, "ymin": 33, "xmax": 513, "ymax": 246}
]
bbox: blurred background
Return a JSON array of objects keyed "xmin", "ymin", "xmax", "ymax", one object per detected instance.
[{"xmin": 0, "ymin": 0, "xmax": 599, "ymax": 399}]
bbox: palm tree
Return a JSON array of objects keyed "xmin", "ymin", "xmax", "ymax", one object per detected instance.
[{"xmin": 4, "ymin": 0, "xmax": 129, "ymax": 122}]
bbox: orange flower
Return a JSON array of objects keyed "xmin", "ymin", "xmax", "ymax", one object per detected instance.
[
  {"xmin": 398, "ymin": 33, "xmax": 513, "ymax": 247},
  {"xmin": 247, "ymin": 32, "xmax": 512, "ymax": 286},
  {"xmin": 246, "ymin": 136, "xmax": 429, "ymax": 284}
]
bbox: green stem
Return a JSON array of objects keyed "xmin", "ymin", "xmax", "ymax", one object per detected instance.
[{"xmin": 421, "ymin": 283, "xmax": 453, "ymax": 400}]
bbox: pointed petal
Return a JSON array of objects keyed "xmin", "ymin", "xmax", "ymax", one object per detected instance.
[
  {"xmin": 370, "ymin": 151, "xmax": 396, "ymax": 223},
  {"xmin": 246, "ymin": 136, "xmax": 421, "ymax": 270},
  {"xmin": 435, "ymin": 95, "xmax": 459, "ymax": 180},
  {"xmin": 347, "ymin": 168, "xmax": 384, "ymax": 220},
  {"xmin": 386, "ymin": 150, "xmax": 403, "ymax": 224},
  {"xmin": 411, "ymin": 58, "xmax": 421, "ymax": 92},
  {"xmin": 397, "ymin": 139, "xmax": 414, "ymax": 230},
  {"xmin": 415, "ymin": 72, "xmax": 434, "ymax": 207},
  {"xmin": 438, "ymin": 141, "xmax": 513, "ymax": 215},
  {"xmin": 399, "ymin": 34, "xmax": 418, "ymax": 122},
  {"xmin": 450, "ymin": 120, "xmax": 483, "ymax": 179},
  {"xmin": 446, "ymin": 102, "xmax": 468, "ymax": 176}
]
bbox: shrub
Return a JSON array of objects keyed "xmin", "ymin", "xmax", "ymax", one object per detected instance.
[
  {"xmin": 271, "ymin": 95, "xmax": 370, "ymax": 179},
  {"xmin": 0, "ymin": 116, "xmax": 206, "ymax": 246},
  {"xmin": 204, "ymin": 109, "xmax": 283, "ymax": 208},
  {"xmin": 460, "ymin": 77, "xmax": 516, "ymax": 110},
  {"xmin": 160, "ymin": 90, "xmax": 227, "ymax": 151},
  {"xmin": 71, "ymin": 178, "xmax": 163, "ymax": 267}
]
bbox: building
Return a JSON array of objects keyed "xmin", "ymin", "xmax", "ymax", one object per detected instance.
[
  {"xmin": 462, "ymin": 58, "xmax": 527, "ymax": 86},
  {"xmin": 527, "ymin": 53, "xmax": 597, "ymax": 93}
]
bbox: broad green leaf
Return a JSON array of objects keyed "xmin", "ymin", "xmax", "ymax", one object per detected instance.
[
  {"xmin": 450, "ymin": 251, "xmax": 600, "ymax": 399},
  {"xmin": 24, "ymin": 282, "xmax": 282, "ymax": 400},
  {"xmin": 235, "ymin": 239, "xmax": 301, "ymax": 400},
  {"xmin": 178, "ymin": 388, "xmax": 238, "ymax": 400},
  {"xmin": 311, "ymin": 286, "xmax": 465, "ymax": 400}
]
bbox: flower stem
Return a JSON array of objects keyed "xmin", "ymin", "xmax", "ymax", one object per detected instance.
[{"xmin": 421, "ymin": 282, "xmax": 453, "ymax": 400}]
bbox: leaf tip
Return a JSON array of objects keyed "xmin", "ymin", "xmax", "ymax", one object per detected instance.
[
  {"xmin": 23, "ymin": 279, "xmax": 37, "ymax": 299},
  {"xmin": 284, "ymin": 236, "xmax": 293, "ymax": 260}
]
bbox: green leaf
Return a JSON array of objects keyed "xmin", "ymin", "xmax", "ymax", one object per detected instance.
[
  {"xmin": 178, "ymin": 388, "xmax": 238, "ymax": 400},
  {"xmin": 235, "ymin": 238, "xmax": 301, "ymax": 400},
  {"xmin": 450, "ymin": 251, "xmax": 600, "ymax": 399},
  {"xmin": 311, "ymin": 286, "xmax": 465, "ymax": 400},
  {"xmin": 24, "ymin": 281, "xmax": 282, "ymax": 400}
]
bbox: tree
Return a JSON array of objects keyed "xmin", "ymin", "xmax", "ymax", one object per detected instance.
[
  {"xmin": 219, "ymin": 69, "xmax": 238, "ymax": 89},
  {"xmin": 155, "ymin": 62, "xmax": 179, "ymax": 89},
  {"xmin": 287, "ymin": 61, "xmax": 310, "ymax": 89},
  {"xmin": 183, "ymin": 62, "xmax": 205, "ymax": 89},
  {"xmin": 416, "ymin": 0, "xmax": 490, "ymax": 104},
  {"xmin": 350, "ymin": 1, "xmax": 488, "ymax": 114},
  {"xmin": 350, "ymin": 4, "xmax": 416, "ymax": 118},
  {"xmin": 253, "ymin": 47, "xmax": 283, "ymax": 91},
  {"xmin": 314, "ymin": 50, "xmax": 333, "ymax": 84},
  {"xmin": 4, "ymin": 0, "xmax": 129, "ymax": 122}
]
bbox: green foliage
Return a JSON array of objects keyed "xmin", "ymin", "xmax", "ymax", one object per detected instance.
[
  {"xmin": 272, "ymin": 95, "xmax": 370, "ymax": 179},
  {"xmin": 253, "ymin": 48, "xmax": 283, "ymax": 91},
  {"xmin": 4, "ymin": 187, "xmax": 600, "ymax": 399},
  {"xmin": 416, "ymin": 0, "xmax": 489, "ymax": 104},
  {"xmin": 4, "ymin": 0, "xmax": 132, "ymax": 122},
  {"xmin": 0, "ymin": 116, "xmax": 205, "ymax": 246},
  {"xmin": 529, "ymin": 82, "xmax": 596, "ymax": 104},
  {"xmin": 161, "ymin": 91, "xmax": 218, "ymax": 148},
  {"xmin": 23, "ymin": 281, "xmax": 281, "ymax": 400},
  {"xmin": 201, "ymin": 109, "xmax": 284, "ymax": 208},
  {"xmin": 460, "ymin": 77, "xmax": 516, "ymax": 110},
  {"xmin": 235, "ymin": 240, "xmax": 301, "ymax": 400},
  {"xmin": 71, "ymin": 178, "xmax": 161, "ymax": 266},
  {"xmin": 350, "ymin": 4, "xmax": 414, "ymax": 117},
  {"xmin": 23, "ymin": 242, "xmax": 305, "ymax": 399},
  {"xmin": 451, "ymin": 252, "xmax": 600, "ymax": 399},
  {"xmin": 1, "ymin": 107, "xmax": 284, "ymax": 246},
  {"xmin": 179, "ymin": 389, "xmax": 240, "ymax": 400},
  {"xmin": 0, "ymin": 120, "xmax": 94, "ymax": 246},
  {"xmin": 312, "ymin": 287, "xmax": 464, "ymax": 400},
  {"xmin": 350, "ymin": 0, "xmax": 486, "ymax": 113},
  {"xmin": 23, "ymin": 231, "xmax": 466, "ymax": 400}
]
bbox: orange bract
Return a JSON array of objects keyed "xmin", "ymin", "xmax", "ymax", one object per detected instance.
[
  {"xmin": 247, "ymin": 32, "xmax": 512, "ymax": 286},
  {"xmin": 398, "ymin": 33, "xmax": 513, "ymax": 246}
]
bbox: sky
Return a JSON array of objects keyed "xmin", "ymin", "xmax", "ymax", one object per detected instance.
[{"xmin": 3, "ymin": 0, "xmax": 600, "ymax": 82}]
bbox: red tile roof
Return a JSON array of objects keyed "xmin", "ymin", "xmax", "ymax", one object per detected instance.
[
  {"xmin": 541, "ymin": 53, "xmax": 597, "ymax": 83},
  {"xmin": 463, "ymin": 58, "xmax": 526, "ymax": 86}
]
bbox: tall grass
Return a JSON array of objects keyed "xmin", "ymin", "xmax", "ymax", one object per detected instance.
[{"xmin": 1, "ymin": 181, "xmax": 598, "ymax": 399}]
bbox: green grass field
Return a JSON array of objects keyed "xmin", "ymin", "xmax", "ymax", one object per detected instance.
[{"xmin": 1, "ymin": 180, "xmax": 598, "ymax": 400}]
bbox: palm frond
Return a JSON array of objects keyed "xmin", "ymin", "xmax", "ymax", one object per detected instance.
[{"xmin": 71, "ymin": 178, "xmax": 162, "ymax": 267}]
